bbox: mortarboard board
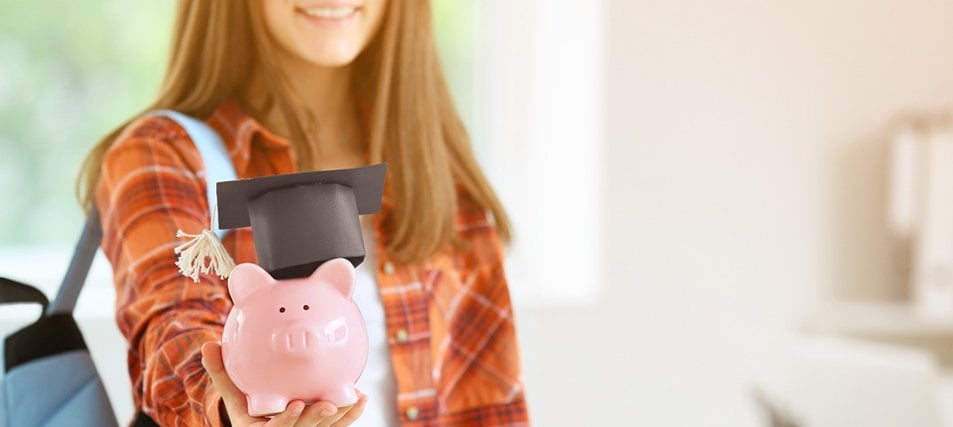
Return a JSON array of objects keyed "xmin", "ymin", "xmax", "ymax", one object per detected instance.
[{"xmin": 216, "ymin": 163, "xmax": 387, "ymax": 280}]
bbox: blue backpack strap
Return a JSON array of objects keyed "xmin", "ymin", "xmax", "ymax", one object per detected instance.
[{"xmin": 150, "ymin": 110, "xmax": 237, "ymax": 239}]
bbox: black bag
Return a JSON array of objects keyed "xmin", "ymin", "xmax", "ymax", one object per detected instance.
[{"xmin": 0, "ymin": 207, "xmax": 118, "ymax": 427}]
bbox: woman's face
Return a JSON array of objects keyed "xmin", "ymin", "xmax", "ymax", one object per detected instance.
[{"xmin": 262, "ymin": 0, "xmax": 388, "ymax": 67}]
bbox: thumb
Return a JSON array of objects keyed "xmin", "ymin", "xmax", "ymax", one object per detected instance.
[{"xmin": 201, "ymin": 341, "xmax": 250, "ymax": 419}]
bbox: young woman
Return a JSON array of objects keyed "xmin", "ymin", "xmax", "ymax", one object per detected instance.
[{"xmin": 79, "ymin": 1, "xmax": 528, "ymax": 426}]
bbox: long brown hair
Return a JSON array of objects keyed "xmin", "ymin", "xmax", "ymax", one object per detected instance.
[{"xmin": 78, "ymin": 0, "xmax": 511, "ymax": 263}]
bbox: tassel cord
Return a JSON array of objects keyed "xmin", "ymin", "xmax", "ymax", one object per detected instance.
[{"xmin": 174, "ymin": 229, "xmax": 236, "ymax": 283}]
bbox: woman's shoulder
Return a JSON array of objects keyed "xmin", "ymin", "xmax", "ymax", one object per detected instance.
[
  {"xmin": 113, "ymin": 113, "xmax": 194, "ymax": 148},
  {"xmin": 104, "ymin": 113, "xmax": 204, "ymax": 173}
]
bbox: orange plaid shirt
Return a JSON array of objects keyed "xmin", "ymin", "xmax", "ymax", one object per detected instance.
[{"xmin": 95, "ymin": 102, "xmax": 529, "ymax": 426}]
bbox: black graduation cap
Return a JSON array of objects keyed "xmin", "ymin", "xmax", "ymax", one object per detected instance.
[{"xmin": 216, "ymin": 163, "xmax": 387, "ymax": 280}]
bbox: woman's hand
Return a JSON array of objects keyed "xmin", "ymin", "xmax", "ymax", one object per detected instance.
[{"xmin": 201, "ymin": 342, "xmax": 368, "ymax": 426}]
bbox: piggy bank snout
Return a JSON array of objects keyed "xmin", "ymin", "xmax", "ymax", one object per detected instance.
[
  {"xmin": 271, "ymin": 325, "xmax": 324, "ymax": 356},
  {"xmin": 269, "ymin": 318, "xmax": 352, "ymax": 356}
]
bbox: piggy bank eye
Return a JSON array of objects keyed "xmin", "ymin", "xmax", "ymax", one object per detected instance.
[
  {"xmin": 279, "ymin": 307, "xmax": 286, "ymax": 313},
  {"xmin": 303, "ymin": 305, "xmax": 310, "ymax": 311}
]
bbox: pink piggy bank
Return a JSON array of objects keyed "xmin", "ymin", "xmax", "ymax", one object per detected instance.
[{"xmin": 221, "ymin": 258, "xmax": 368, "ymax": 416}]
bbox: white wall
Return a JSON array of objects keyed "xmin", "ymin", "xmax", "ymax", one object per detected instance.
[{"xmin": 518, "ymin": 0, "xmax": 953, "ymax": 425}]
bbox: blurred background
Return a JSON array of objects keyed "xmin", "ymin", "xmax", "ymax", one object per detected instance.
[{"xmin": 4, "ymin": 0, "xmax": 953, "ymax": 426}]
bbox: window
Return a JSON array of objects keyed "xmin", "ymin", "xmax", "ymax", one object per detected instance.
[{"xmin": 468, "ymin": 0, "xmax": 607, "ymax": 307}]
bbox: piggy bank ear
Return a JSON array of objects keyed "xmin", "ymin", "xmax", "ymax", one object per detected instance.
[
  {"xmin": 312, "ymin": 258, "xmax": 356, "ymax": 298},
  {"xmin": 228, "ymin": 263, "xmax": 275, "ymax": 306}
]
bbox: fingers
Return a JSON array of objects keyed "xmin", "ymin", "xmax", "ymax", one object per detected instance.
[
  {"xmin": 266, "ymin": 401, "xmax": 306, "ymax": 427},
  {"xmin": 329, "ymin": 394, "xmax": 368, "ymax": 427},
  {"xmin": 293, "ymin": 392, "xmax": 367, "ymax": 427},
  {"xmin": 294, "ymin": 399, "xmax": 341, "ymax": 427},
  {"xmin": 201, "ymin": 342, "xmax": 249, "ymax": 418},
  {"xmin": 202, "ymin": 342, "xmax": 318, "ymax": 427}
]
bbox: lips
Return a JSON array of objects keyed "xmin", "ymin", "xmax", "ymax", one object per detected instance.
[{"xmin": 297, "ymin": 4, "xmax": 360, "ymax": 20}]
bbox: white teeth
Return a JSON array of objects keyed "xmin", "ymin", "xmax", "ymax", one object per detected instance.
[{"xmin": 302, "ymin": 6, "xmax": 357, "ymax": 19}]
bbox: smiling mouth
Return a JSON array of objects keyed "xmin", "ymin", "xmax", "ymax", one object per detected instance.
[{"xmin": 297, "ymin": 5, "xmax": 361, "ymax": 20}]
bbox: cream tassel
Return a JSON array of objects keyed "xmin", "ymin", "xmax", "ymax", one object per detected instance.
[{"xmin": 174, "ymin": 228, "xmax": 235, "ymax": 283}]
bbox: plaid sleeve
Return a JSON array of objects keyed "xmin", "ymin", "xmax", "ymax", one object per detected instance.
[{"xmin": 95, "ymin": 117, "xmax": 230, "ymax": 426}]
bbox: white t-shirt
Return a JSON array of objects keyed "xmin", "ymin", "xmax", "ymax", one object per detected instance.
[{"xmin": 350, "ymin": 220, "xmax": 399, "ymax": 426}]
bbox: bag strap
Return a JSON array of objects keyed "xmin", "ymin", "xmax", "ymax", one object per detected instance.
[
  {"xmin": 45, "ymin": 206, "xmax": 102, "ymax": 315},
  {"xmin": 43, "ymin": 111, "xmax": 237, "ymax": 316},
  {"xmin": 0, "ymin": 277, "xmax": 49, "ymax": 311}
]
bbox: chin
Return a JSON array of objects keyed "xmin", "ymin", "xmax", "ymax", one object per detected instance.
[
  {"xmin": 298, "ymin": 40, "xmax": 363, "ymax": 67},
  {"xmin": 304, "ymin": 51, "xmax": 361, "ymax": 67}
]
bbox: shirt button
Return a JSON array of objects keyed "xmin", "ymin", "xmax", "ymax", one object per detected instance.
[
  {"xmin": 383, "ymin": 261, "xmax": 395, "ymax": 275},
  {"xmin": 405, "ymin": 406, "xmax": 419, "ymax": 421},
  {"xmin": 395, "ymin": 328, "xmax": 409, "ymax": 343}
]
